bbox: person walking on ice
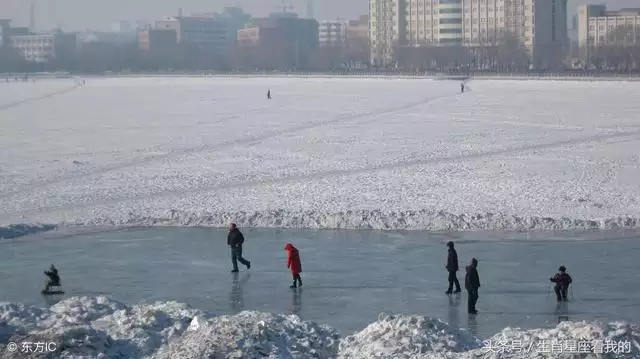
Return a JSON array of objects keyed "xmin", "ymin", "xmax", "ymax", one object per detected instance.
[
  {"xmin": 465, "ymin": 258, "xmax": 480, "ymax": 314},
  {"xmin": 285, "ymin": 243, "xmax": 302, "ymax": 288},
  {"xmin": 550, "ymin": 265, "xmax": 572, "ymax": 301},
  {"xmin": 267, "ymin": 89, "xmax": 271, "ymax": 99},
  {"xmin": 461, "ymin": 83, "xmax": 465, "ymax": 93},
  {"xmin": 228, "ymin": 223, "xmax": 251, "ymax": 272},
  {"xmin": 445, "ymin": 241, "xmax": 461, "ymax": 294}
]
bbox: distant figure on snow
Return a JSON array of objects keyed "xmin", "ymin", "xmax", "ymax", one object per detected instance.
[
  {"xmin": 285, "ymin": 243, "xmax": 302, "ymax": 288},
  {"xmin": 43, "ymin": 264, "xmax": 61, "ymax": 292},
  {"xmin": 267, "ymin": 89, "xmax": 271, "ymax": 100},
  {"xmin": 228, "ymin": 223, "xmax": 251, "ymax": 272},
  {"xmin": 465, "ymin": 258, "xmax": 480, "ymax": 314},
  {"xmin": 550, "ymin": 266, "xmax": 572, "ymax": 301},
  {"xmin": 445, "ymin": 241, "xmax": 461, "ymax": 294},
  {"xmin": 461, "ymin": 83, "xmax": 465, "ymax": 93}
]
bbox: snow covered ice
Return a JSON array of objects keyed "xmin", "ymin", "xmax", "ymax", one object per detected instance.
[
  {"xmin": 2, "ymin": 77, "xmax": 640, "ymax": 231},
  {"xmin": 1, "ymin": 296, "xmax": 638, "ymax": 358}
]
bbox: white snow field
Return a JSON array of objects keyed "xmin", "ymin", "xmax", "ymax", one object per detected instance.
[
  {"xmin": 0, "ymin": 296, "xmax": 638, "ymax": 359},
  {"xmin": 1, "ymin": 77, "xmax": 640, "ymax": 230}
]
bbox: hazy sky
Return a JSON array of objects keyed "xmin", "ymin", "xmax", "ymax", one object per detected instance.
[{"xmin": 0, "ymin": 0, "xmax": 637, "ymax": 32}]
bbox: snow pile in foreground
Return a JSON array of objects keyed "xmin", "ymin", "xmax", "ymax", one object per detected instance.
[
  {"xmin": 1, "ymin": 297, "xmax": 639, "ymax": 359},
  {"xmin": 339, "ymin": 313, "xmax": 483, "ymax": 358},
  {"xmin": 154, "ymin": 312, "xmax": 340, "ymax": 358},
  {"xmin": 67, "ymin": 208, "xmax": 640, "ymax": 231}
]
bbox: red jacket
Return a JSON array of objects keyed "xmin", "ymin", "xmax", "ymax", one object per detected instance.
[{"xmin": 285, "ymin": 243, "xmax": 302, "ymax": 275}]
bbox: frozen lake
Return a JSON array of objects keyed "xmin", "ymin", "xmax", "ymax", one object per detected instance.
[
  {"xmin": 1, "ymin": 228, "xmax": 639, "ymax": 339},
  {"xmin": 1, "ymin": 77, "xmax": 640, "ymax": 231}
]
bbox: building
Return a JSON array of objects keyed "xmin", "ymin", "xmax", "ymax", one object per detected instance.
[
  {"xmin": 0, "ymin": 19, "xmax": 11, "ymax": 47},
  {"xmin": 236, "ymin": 26, "xmax": 288, "ymax": 69},
  {"xmin": 577, "ymin": 5, "xmax": 640, "ymax": 47},
  {"xmin": 11, "ymin": 32, "xmax": 77, "ymax": 63},
  {"xmin": 370, "ymin": 0, "xmax": 405, "ymax": 66},
  {"xmin": 319, "ymin": 20, "xmax": 347, "ymax": 47},
  {"xmin": 249, "ymin": 13, "xmax": 319, "ymax": 69},
  {"xmin": 370, "ymin": 0, "xmax": 568, "ymax": 69},
  {"xmin": 156, "ymin": 16, "xmax": 235, "ymax": 54},
  {"xmin": 138, "ymin": 29, "xmax": 177, "ymax": 52}
]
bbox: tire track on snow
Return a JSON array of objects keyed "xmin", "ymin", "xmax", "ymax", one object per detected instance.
[
  {"xmin": 12, "ymin": 127, "xmax": 640, "ymax": 216},
  {"xmin": 0, "ymin": 88, "xmax": 457, "ymax": 199}
]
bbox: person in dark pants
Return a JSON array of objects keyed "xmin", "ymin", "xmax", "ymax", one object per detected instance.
[
  {"xmin": 228, "ymin": 223, "xmax": 251, "ymax": 272},
  {"xmin": 465, "ymin": 258, "xmax": 480, "ymax": 314},
  {"xmin": 43, "ymin": 264, "xmax": 60, "ymax": 292},
  {"xmin": 445, "ymin": 241, "xmax": 461, "ymax": 294},
  {"xmin": 550, "ymin": 265, "xmax": 572, "ymax": 301}
]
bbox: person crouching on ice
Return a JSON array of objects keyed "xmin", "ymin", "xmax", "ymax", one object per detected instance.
[
  {"xmin": 550, "ymin": 265, "xmax": 572, "ymax": 301},
  {"xmin": 285, "ymin": 243, "xmax": 302, "ymax": 288}
]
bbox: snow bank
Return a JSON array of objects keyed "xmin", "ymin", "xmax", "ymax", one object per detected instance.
[
  {"xmin": 68, "ymin": 209, "xmax": 640, "ymax": 231},
  {"xmin": 339, "ymin": 313, "xmax": 483, "ymax": 358},
  {"xmin": 0, "ymin": 224, "xmax": 57, "ymax": 239},
  {"xmin": 1, "ymin": 297, "xmax": 639, "ymax": 359}
]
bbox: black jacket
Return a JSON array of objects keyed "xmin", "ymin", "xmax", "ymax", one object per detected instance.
[
  {"xmin": 447, "ymin": 248, "xmax": 459, "ymax": 272},
  {"xmin": 227, "ymin": 229, "xmax": 245, "ymax": 247},
  {"xmin": 45, "ymin": 269, "xmax": 60, "ymax": 284},
  {"xmin": 465, "ymin": 265, "xmax": 480, "ymax": 291}
]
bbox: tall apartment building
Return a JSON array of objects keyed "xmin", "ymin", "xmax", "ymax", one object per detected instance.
[
  {"xmin": 370, "ymin": 0, "xmax": 568, "ymax": 69},
  {"xmin": 0, "ymin": 20, "xmax": 11, "ymax": 48},
  {"xmin": 577, "ymin": 5, "xmax": 640, "ymax": 47},
  {"xmin": 319, "ymin": 20, "xmax": 348, "ymax": 47}
]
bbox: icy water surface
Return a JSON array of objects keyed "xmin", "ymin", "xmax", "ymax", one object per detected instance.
[{"xmin": 1, "ymin": 228, "xmax": 639, "ymax": 339}]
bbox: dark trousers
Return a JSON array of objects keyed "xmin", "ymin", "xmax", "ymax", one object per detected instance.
[
  {"xmin": 467, "ymin": 289, "xmax": 478, "ymax": 313},
  {"xmin": 447, "ymin": 271, "xmax": 461, "ymax": 292},
  {"xmin": 231, "ymin": 246, "xmax": 250, "ymax": 270},
  {"xmin": 554, "ymin": 285, "xmax": 568, "ymax": 301},
  {"xmin": 291, "ymin": 274, "xmax": 302, "ymax": 287}
]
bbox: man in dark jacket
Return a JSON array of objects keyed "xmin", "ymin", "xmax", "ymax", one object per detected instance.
[
  {"xmin": 445, "ymin": 241, "xmax": 461, "ymax": 294},
  {"xmin": 43, "ymin": 264, "xmax": 60, "ymax": 292},
  {"xmin": 550, "ymin": 265, "xmax": 572, "ymax": 301},
  {"xmin": 228, "ymin": 223, "xmax": 251, "ymax": 272},
  {"xmin": 465, "ymin": 258, "xmax": 480, "ymax": 314}
]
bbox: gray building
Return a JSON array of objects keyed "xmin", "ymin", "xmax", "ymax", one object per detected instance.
[
  {"xmin": 250, "ymin": 13, "xmax": 319, "ymax": 69},
  {"xmin": 156, "ymin": 16, "xmax": 236, "ymax": 54}
]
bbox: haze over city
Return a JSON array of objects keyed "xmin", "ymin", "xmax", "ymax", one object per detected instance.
[{"xmin": 1, "ymin": 0, "xmax": 638, "ymax": 31}]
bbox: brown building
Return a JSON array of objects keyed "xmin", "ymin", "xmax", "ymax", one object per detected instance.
[
  {"xmin": 138, "ymin": 29, "xmax": 177, "ymax": 52},
  {"xmin": 236, "ymin": 26, "xmax": 288, "ymax": 70}
]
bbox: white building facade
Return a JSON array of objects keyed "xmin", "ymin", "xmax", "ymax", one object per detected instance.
[
  {"xmin": 10, "ymin": 33, "xmax": 76, "ymax": 63},
  {"xmin": 370, "ymin": 0, "xmax": 568, "ymax": 69},
  {"xmin": 577, "ymin": 5, "xmax": 640, "ymax": 47},
  {"xmin": 319, "ymin": 20, "xmax": 348, "ymax": 47}
]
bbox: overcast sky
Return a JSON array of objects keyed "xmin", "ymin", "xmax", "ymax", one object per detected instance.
[{"xmin": 0, "ymin": 0, "xmax": 637, "ymax": 32}]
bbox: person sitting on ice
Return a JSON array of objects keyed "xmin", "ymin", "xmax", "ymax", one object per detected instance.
[
  {"xmin": 285, "ymin": 243, "xmax": 302, "ymax": 288},
  {"xmin": 549, "ymin": 265, "xmax": 572, "ymax": 301},
  {"xmin": 43, "ymin": 264, "xmax": 61, "ymax": 292}
]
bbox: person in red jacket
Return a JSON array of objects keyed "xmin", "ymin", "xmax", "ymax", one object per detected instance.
[{"xmin": 285, "ymin": 243, "xmax": 302, "ymax": 288}]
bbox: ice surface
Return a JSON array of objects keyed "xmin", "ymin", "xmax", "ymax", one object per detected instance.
[
  {"xmin": 1, "ymin": 297, "xmax": 638, "ymax": 358},
  {"xmin": 2, "ymin": 77, "xmax": 640, "ymax": 231}
]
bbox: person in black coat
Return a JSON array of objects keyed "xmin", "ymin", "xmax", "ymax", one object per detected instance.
[
  {"xmin": 445, "ymin": 241, "xmax": 461, "ymax": 294},
  {"xmin": 465, "ymin": 258, "xmax": 480, "ymax": 314},
  {"xmin": 43, "ymin": 264, "xmax": 60, "ymax": 292},
  {"xmin": 550, "ymin": 265, "xmax": 573, "ymax": 301},
  {"xmin": 228, "ymin": 223, "xmax": 251, "ymax": 272}
]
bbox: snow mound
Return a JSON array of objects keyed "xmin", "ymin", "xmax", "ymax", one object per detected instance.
[
  {"xmin": 72, "ymin": 209, "xmax": 640, "ymax": 231},
  {"xmin": 471, "ymin": 320, "xmax": 640, "ymax": 359},
  {"xmin": 0, "ymin": 224, "xmax": 56, "ymax": 239},
  {"xmin": 0, "ymin": 296, "xmax": 201, "ymax": 358},
  {"xmin": 1, "ymin": 297, "xmax": 640, "ymax": 359},
  {"xmin": 154, "ymin": 311, "xmax": 341, "ymax": 359},
  {"xmin": 339, "ymin": 313, "xmax": 482, "ymax": 359}
]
